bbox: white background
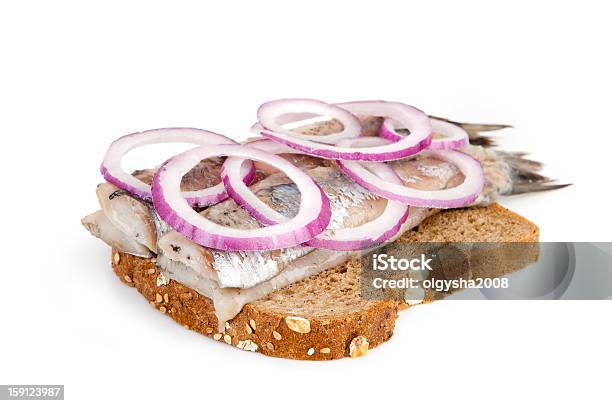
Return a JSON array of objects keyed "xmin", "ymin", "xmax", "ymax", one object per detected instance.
[{"xmin": 1, "ymin": 1, "xmax": 610, "ymax": 405}]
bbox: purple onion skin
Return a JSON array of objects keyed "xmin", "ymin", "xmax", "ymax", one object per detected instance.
[
  {"xmin": 100, "ymin": 164, "xmax": 152, "ymax": 201},
  {"xmin": 260, "ymin": 130, "xmax": 432, "ymax": 162}
]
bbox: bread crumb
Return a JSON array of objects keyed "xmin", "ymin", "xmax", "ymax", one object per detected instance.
[
  {"xmin": 147, "ymin": 268, "xmax": 156, "ymax": 275},
  {"xmin": 285, "ymin": 316, "xmax": 311, "ymax": 334},
  {"xmin": 349, "ymin": 336, "xmax": 369, "ymax": 358},
  {"xmin": 272, "ymin": 331, "xmax": 282, "ymax": 341},
  {"xmin": 225, "ymin": 322, "xmax": 231, "ymax": 331}
]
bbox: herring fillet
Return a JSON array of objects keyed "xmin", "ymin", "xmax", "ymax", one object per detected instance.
[
  {"xmin": 82, "ymin": 210, "xmax": 152, "ymax": 257},
  {"xmin": 158, "ymin": 165, "xmax": 386, "ymax": 289}
]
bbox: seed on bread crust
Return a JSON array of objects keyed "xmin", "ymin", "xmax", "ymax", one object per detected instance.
[
  {"xmin": 307, "ymin": 348, "xmax": 315, "ymax": 356},
  {"xmin": 159, "ymin": 306, "xmax": 167, "ymax": 314},
  {"xmin": 320, "ymin": 347, "xmax": 331, "ymax": 354},
  {"xmin": 147, "ymin": 268, "xmax": 156, "ymax": 275},
  {"xmin": 237, "ymin": 339, "xmax": 258, "ymax": 352},
  {"xmin": 349, "ymin": 336, "xmax": 369, "ymax": 358},
  {"xmin": 163, "ymin": 293, "xmax": 169, "ymax": 304},
  {"xmin": 272, "ymin": 331, "xmax": 282, "ymax": 340},
  {"xmin": 223, "ymin": 334, "xmax": 232, "ymax": 345},
  {"xmin": 113, "ymin": 252, "xmax": 121, "ymax": 265},
  {"xmin": 156, "ymin": 273, "xmax": 168, "ymax": 287},
  {"xmin": 213, "ymin": 333, "xmax": 222, "ymax": 341},
  {"xmin": 245, "ymin": 324, "xmax": 253, "ymax": 334},
  {"xmin": 285, "ymin": 316, "xmax": 311, "ymax": 333},
  {"xmin": 249, "ymin": 319, "xmax": 257, "ymax": 331},
  {"xmin": 123, "ymin": 275, "xmax": 132, "ymax": 283},
  {"xmin": 155, "ymin": 293, "xmax": 163, "ymax": 303}
]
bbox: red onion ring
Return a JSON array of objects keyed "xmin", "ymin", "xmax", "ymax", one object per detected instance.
[
  {"xmin": 257, "ymin": 98, "xmax": 362, "ymax": 144},
  {"xmin": 336, "ymin": 137, "xmax": 484, "ymax": 208},
  {"xmin": 152, "ymin": 144, "xmax": 331, "ymax": 251},
  {"xmin": 101, "ymin": 128, "xmax": 255, "ymax": 207},
  {"xmin": 222, "ymin": 139, "xmax": 410, "ymax": 250},
  {"xmin": 259, "ymin": 100, "xmax": 432, "ymax": 161},
  {"xmin": 380, "ymin": 117, "xmax": 469, "ymax": 150}
]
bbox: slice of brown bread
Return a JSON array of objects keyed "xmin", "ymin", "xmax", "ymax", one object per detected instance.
[{"xmin": 110, "ymin": 203, "xmax": 538, "ymax": 360}]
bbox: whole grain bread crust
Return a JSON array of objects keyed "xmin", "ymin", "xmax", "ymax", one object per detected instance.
[{"xmin": 110, "ymin": 203, "xmax": 539, "ymax": 361}]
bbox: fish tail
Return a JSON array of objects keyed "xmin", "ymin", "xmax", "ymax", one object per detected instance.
[{"xmin": 498, "ymin": 151, "xmax": 571, "ymax": 195}]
